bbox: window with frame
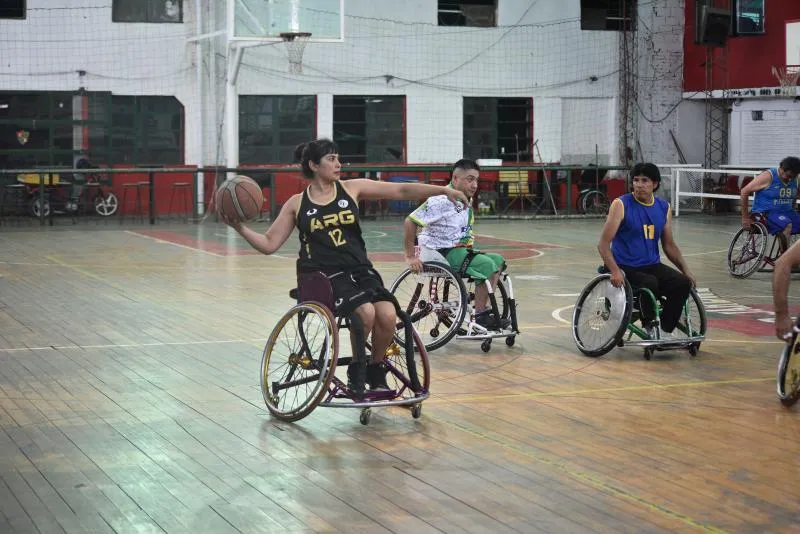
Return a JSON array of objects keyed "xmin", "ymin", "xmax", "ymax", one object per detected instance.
[
  {"xmin": 735, "ymin": 0, "xmax": 764, "ymax": 35},
  {"xmin": 113, "ymin": 0, "xmax": 182, "ymax": 23},
  {"xmin": 580, "ymin": 0, "xmax": 636, "ymax": 31},
  {"xmin": 463, "ymin": 98, "xmax": 532, "ymax": 162},
  {"xmin": 0, "ymin": 0, "xmax": 25, "ymax": 20},
  {"xmin": 333, "ymin": 96, "xmax": 405, "ymax": 164},
  {"xmin": 438, "ymin": 1, "xmax": 496, "ymax": 28},
  {"xmin": 110, "ymin": 96, "xmax": 183, "ymax": 164},
  {"xmin": 0, "ymin": 91, "xmax": 77, "ymax": 170},
  {"xmin": 239, "ymin": 95, "xmax": 315, "ymax": 164},
  {"xmin": 0, "ymin": 92, "xmax": 182, "ymax": 170}
]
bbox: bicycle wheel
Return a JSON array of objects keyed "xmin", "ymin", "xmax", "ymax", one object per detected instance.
[
  {"xmin": 581, "ymin": 190, "xmax": 610, "ymax": 215},
  {"xmin": 777, "ymin": 323, "xmax": 800, "ymax": 407}
]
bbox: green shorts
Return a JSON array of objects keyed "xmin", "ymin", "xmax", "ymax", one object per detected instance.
[{"xmin": 445, "ymin": 248, "xmax": 505, "ymax": 281}]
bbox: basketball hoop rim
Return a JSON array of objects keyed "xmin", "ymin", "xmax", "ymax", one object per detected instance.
[{"xmin": 279, "ymin": 32, "xmax": 312, "ymax": 42}]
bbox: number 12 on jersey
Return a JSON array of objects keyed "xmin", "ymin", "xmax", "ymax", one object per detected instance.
[
  {"xmin": 642, "ymin": 224, "xmax": 655, "ymax": 240},
  {"xmin": 328, "ymin": 228, "xmax": 346, "ymax": 246}
]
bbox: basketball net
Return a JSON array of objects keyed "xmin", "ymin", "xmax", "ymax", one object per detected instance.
[
  {"xmin": 772, "ymin": 65, "xmax": 800, "ymax": 98},
  {"xmin": 280, "ymin": 32, "xmax": 312, "ymax": 74}
]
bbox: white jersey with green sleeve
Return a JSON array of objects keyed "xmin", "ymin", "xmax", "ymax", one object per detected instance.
[{"xmin": 408, "ymin": 194, "xmax": 474, "ymax": 250}]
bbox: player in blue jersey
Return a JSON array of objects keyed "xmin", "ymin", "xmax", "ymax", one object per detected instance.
[
  {"xmin": 597, "ymin": 163, "xmax": 696, "ymax": 339},
  {"xmin": 740, "ymin": 157, "xmax": 800, "ymax": 251}
]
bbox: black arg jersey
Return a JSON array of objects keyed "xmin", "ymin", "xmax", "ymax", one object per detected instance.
[{"xmin": 296, "ymin": 181, "xmax": 371, "ymax": 273}]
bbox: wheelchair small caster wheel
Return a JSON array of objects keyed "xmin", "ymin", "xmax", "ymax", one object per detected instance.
[
  {"xmin": 430, "ymin": 328, "xmax": 439, "ymax": 338},
  {"xmin": 481, "ymin": 340, "xmax": 492, "ymax": 352},
  {"xmin": 644, "ymin": 347, "xmax": 653, "ymax": 360},
  {"xmin": 360, "ymin": 408, "xmax": 371, "ymax": 426},
  {"xmin": 617, "ymin": 339, "xmax": 625, "ymax": 347},
  {"xmin": 411, "ymin": 404, "xmax": 422, "ymax": 419},
  {"xmin": 505, "ymin": 336, "xmax": 515, "ymax": 347},
  {"xmin": 689, "ymin": 343, "xmax": 699, "ymax": 356}
]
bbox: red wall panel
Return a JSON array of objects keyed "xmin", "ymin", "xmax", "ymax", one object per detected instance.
[{"xmin": 684, "ymin": 1, "xmax": 800, "ymax": 91}]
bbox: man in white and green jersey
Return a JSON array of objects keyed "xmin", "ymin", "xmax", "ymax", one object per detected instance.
[{"xmin": 403, "ymin": 159, "xmax": 506, "ymax": 328}]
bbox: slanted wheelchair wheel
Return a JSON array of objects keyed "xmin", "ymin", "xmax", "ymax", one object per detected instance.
[
  {"xmin": 389, "ymin": 261, "xmax": 467, "ymax": 352},
  {"xmin": 673, "ymin": 287, "xmax": 707, "ymax": 352},
  {"xmin": 261, "ymin": 302, "xmax": 339, "ymax": 422},
  {"xmin": 572, "ymin": 274, "xmax": 632, "ymax": 357},
  {"xmin": 384, "ymin": 328, "xmax": 431, "ymax": 402},
  {"xmin": 728, "ymin": 223, "xmax": 768, "ymax": 278},
  {"xmin": 777, "ymin": 324, "xmax": 800, "ymax": 407}
]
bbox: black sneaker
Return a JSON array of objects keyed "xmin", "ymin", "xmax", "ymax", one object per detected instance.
[
  {"xmin": 347, "ymin": 363, "xmax": 365, "ymax": 394},
  {"xmin": 366, "ymin": 362, "xmax": 391, "ymax": 391},
  {"xmin": 474, "ymin": 309, "xmax": 511, "ymax": 330}
]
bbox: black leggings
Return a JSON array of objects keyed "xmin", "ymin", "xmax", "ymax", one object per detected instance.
[{"xmin": 620, "ymin": 263, "xmax": 691, "ymax": 332}]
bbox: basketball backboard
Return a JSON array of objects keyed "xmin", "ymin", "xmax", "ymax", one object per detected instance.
[
  {"xmin": 230, "ymin": 0, "xmax": 344, "ymax": 42},
  {"xmin": 787, "ymin": 20, "xmax": 800, "ymax": 66}
]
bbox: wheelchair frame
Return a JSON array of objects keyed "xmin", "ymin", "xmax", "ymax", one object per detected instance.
[
  {"xmin": 260, "ymin": 272, "xmax": 430, "ymax": 425},
  {"xmin": 777, "ymin": 316, "xmax": 800, "ymax": 407},
  {"xmin": 388, "ymin": 248, "xmax": 519, "ymax": 353},
  {"xmin": 572, "ymin": 273, "xmax": 706, "ymax": 360},
  {"xmin": 727, "ymin": 214, "xmax": 793, "ymax": 278}
]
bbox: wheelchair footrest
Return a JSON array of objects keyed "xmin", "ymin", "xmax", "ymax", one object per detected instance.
[
  {"xmin": 623, "ymin": 336, "xmax": 703, "ymax": 349},
  {"xmin": 320, "ymin": 392, "xmax": 429, "ymax": 409},
  {"xmin": 456, "ymin": 329, "xmax": 517, "ymax": 340}
]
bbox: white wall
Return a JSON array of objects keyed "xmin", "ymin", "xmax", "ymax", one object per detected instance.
[
  {"xmin": 231, "ymin": 0, "xmax": 619, "ymax": 163},
  {"xmin": 675, "ymin": 100, "xmax": 706, "ymax": 165},
  {"xmin": 635, "ymin": 0, "xmax": 686, "ymax": 165},
  {"xmin": 729, "ymin": 99, "xmax": 800, "ymax": 166},
  {"xmin": 2, "ymin": 0, "xmax": 678, "ymax": 166}
]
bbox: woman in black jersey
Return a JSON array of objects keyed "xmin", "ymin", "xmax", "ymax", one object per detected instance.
[{"xmin": 222, "ymin": 138, "xmax": 468, "ymax": 391}]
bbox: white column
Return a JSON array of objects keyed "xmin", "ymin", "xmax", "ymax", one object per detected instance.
[
  {"xmin": 225, "ymin": 46, "xmax": 244, "ymax": 175},
  {"xmin": 317, "ymin": 93, "xmax": 333, "ymax": 139}
]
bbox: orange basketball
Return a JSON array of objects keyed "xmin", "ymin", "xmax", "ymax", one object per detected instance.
[{"xmin": 215, "ymin": 175, "xmax": 264, "ymax": 222}]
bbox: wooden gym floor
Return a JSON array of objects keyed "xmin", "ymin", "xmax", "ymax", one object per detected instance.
[{"xmin": 0, "ymin": 215, "xmax": 798, "ymax": 533}]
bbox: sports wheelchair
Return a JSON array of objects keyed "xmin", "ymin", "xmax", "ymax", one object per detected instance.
[
  {"xmin": 778, "ymin": 317, "xmax": 800, "ymax": 407},
  {"xmin": 388, "ymin": 248, "xmax": 519, "ymax": 353},
  {"xmin": 572, "ymin": 268, "xmax": 706, "ymax": 360},
  {"xmin": 260, "ymin": 272, "xmax": 430, "ymax": 425},
  {"xmin": 727, "ymin": 213, "xmax": 796, "ymax": 278}
]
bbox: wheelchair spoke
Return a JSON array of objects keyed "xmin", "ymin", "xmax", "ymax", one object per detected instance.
[
  {"xmin": 728, "ymin": 225, "xmax": 768, "ymax": 278},
  {"xmin": 572, "ymin": 275, "xmax": 632, "ymax": 357},
  {"xmin": 261, "ymin": 303, "xmax": 337, "ymax": 422},
  {"xmin": 389, "ymin": 263, "xmax": 468, "ymax": 352}
]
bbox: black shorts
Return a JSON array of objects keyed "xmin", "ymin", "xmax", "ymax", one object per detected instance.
[{"xmin": 327, "ymin": 267, "xmax": 394, "ymax": 317}]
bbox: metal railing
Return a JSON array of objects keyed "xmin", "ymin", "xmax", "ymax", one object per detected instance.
[{"xmin": 0, "ymin": 164, "xmax": 632, "ymax": 226}]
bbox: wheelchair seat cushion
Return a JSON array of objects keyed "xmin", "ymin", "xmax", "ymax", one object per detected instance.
[{"xmin": 296, "ymin": 272, "xmax": 336, "ymax": 311}]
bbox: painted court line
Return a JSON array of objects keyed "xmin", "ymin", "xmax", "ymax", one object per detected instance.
[
  {"xmin": 430, "ymin": 413, "xmax": 727, "ymax": 533},
  {"xmin": 431, "ymin": 376, "xmax": 773, "ymax": 404},
  {"xmin": 125, "ymin": 230, "xmax": 225, "ymax": 257}
]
